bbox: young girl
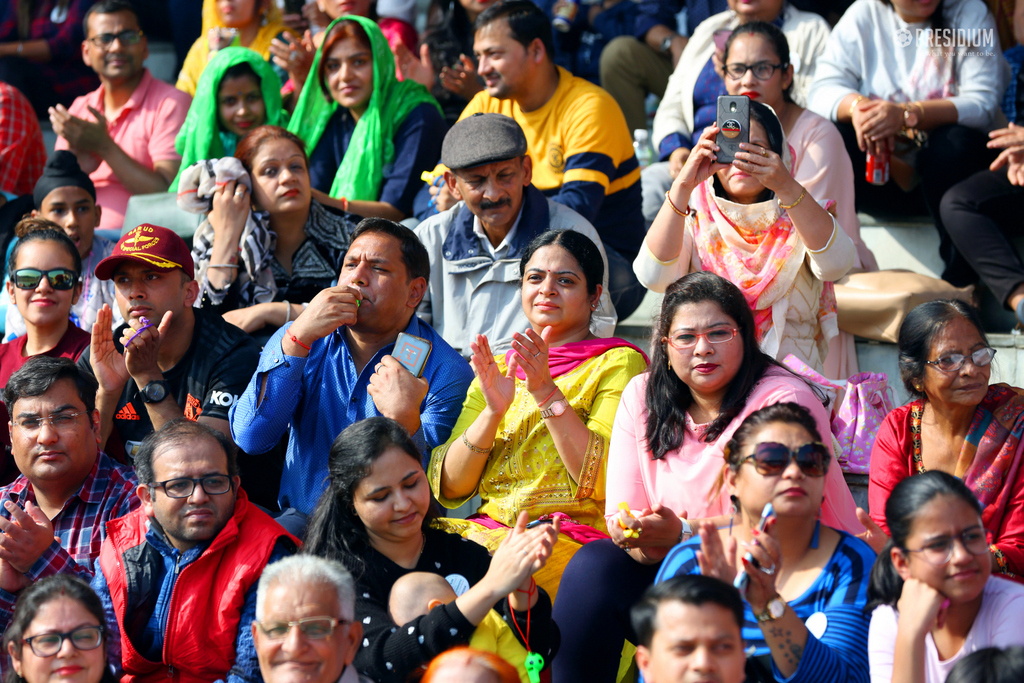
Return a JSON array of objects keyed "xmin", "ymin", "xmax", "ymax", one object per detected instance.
[{"xmin": 867, "ymin": 472, "xmax": 1024, "ymax": 683}]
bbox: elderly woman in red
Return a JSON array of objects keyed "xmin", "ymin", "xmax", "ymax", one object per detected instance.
[{"xmin": 868, "ymin": 299, "xmax": 1024, "ymax": 581}]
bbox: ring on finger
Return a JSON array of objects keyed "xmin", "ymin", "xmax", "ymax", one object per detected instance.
[
  {"xmin": 760, "ymin": 562, "xmax": 777, "ymax": 576},
  {"xmin": 760, "ymin": 148, "xmax": 769, "ymax": 158}
]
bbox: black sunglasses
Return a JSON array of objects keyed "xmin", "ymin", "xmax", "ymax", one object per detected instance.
[
  {"xmin": 12, "ymin": 268, "xmax": 79, "ymax": 290},
  {"xmin": 739, "ymin": 441, "xmax": 830, "ymax": 478}
]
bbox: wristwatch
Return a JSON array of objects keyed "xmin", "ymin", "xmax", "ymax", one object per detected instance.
[
  {"xmin": 755, "ymin": 597, "xmax": 787, "ymax": 623},
  {"xmin": 660, "ymin": 35, "xmax": 674, "ymax": 54},
  {"xmin": 678, "ymin": 518, "xmax": 693, "ymax": 543},
  {"xmin": 140, "ymin": 380, "xmax": 171, "ymax": 404},
  {"xmin": 540, "ymin": 399, "xmax": 570, "ymax": 419}
]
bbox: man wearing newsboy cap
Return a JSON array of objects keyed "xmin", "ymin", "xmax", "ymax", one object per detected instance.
[
  {"xmin": 76, "ymin": 223, "xmax": 260, "ymax": 461},
  {"xmin": 413, "ymin": 113, "xmax": 617, "ymax": 357}
]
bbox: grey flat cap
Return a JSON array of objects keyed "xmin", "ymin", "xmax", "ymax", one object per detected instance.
[{"xmin": 441, "ymin": 113, "xmax": 528, "ymax": 170}]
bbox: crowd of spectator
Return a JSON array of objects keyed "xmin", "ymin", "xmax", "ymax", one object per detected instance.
[{"xmin": 2, "ymin": 0, "xmax": 1024, "ymax": 682}]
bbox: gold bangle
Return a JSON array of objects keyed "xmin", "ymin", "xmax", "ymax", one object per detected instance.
[
  {"xmin": 778, "ymin": 188, "xmax": 807, "ymax": 210},
  {"xmin": 461, "ymin": 431, "xmax": 491, "ymax": 454},
  {"xmin": 848, "ymin": 94, "xmax": 866, "ymax": 119},
  {"xmin": 664, "ymin": 190, "xmax": 690, "ymax": 217}
]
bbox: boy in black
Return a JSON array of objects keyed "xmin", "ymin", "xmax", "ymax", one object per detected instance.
[{"xmin": 77, "ymin": 223, "xmax": 260, "ymax": 461}]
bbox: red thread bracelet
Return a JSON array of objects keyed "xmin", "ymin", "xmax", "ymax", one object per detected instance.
[
  {"xmin": 287, "ymin": 331, "xmax": 311, "ymax": 351},
  {"xmin": 537, "ymin": 386, "xmax": 558, "ymax": 407}
]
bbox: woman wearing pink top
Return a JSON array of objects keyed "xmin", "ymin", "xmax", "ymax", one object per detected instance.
[{"xmin": 551, "ymin": 271, "xmax": 861, "ymax": 683}]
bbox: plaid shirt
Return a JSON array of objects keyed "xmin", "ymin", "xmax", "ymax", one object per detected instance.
[
  {"xmin": 0, "ymin": 82, "xmax": 46, "ymax": 195},
  {"xmin": 0, "ymin": 452, "xmax": 139, "ymax": 636},
  {"xmin": 0, "ymin": 0, "xmax": 98, "ymax": 104}
]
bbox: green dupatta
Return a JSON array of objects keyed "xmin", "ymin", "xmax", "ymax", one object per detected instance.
[
  {"xmin": 287, "ymin": 15, "xmax": 442, "ymax": 202},
  {"xmin": 170, "ymin": 47, "xmax": 285, "ymax": 192}
]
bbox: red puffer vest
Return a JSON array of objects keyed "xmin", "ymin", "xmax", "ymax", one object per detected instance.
[{"xmin": 98, "ymin": 489, "xmax": 298, "ymax": 683}]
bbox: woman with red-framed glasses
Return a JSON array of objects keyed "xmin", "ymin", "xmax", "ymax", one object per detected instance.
[{"xmin": 551, "ymin": 271, "xmax": 862, "ymax": 683}]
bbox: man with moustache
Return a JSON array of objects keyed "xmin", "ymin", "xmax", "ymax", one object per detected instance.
[
  {"xmin": 424, "ymin": 0, "xmax": 646, "ymax": 319},
  {"xmin": 253, "ymin": 556, "xmax": 370, "ymax": 683},
  {"xmin": 0, "ymin": 358, "xmax": 138, "ymax": 662},
  {"xmin": 51, "ymin": 0, "xmax": 191, "ymax": 230},
  {"xmin": 77, "ymin": 223, "xmax": 260, "ymax": 461},
  {"xmin": 93, "ymin": 419, "xmax": 297, "ymax": 683},
  {"xmin": 231, "ymin": 219, "xmax": 473, "ymax": 524},
  {"xmin": 414, "ymin": 113, "xmax": 617, "ymax": 357}
]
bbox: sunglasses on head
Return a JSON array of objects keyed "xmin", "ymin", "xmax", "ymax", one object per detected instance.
[
  {"xmin": 739, "ymin": 441, "xmax": 830, "ymax": 477},
  {"xmin": 12, "ymin": 268, "xmax": 79, "ymax": 291}
]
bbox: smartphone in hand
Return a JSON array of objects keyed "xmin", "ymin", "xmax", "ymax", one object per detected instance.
[
  {"xmin": 734, "ymin": 502, "xmax": 774, "ymax": 598},
  {"xmin": 394, "ymin": 332, "xmax": 432, "ymax": 378},
  {"xmin": 715, "ymin": 95, "xmax": 750, "ymax": 165}
]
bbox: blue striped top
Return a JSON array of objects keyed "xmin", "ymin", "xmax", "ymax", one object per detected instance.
[{"xmin": 655, "ymin": 530, "xmax": 876, "ymax": 683}]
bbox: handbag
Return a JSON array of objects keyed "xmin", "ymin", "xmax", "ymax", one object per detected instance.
[
  {"xmin": 834, "ymin": 270, "xmax": 974, "ymax": 343},
  {"xmin": 783, "ymin": 355, "xmax": 897, "ymax": 475}
]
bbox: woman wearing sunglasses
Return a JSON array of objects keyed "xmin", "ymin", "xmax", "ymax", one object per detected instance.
[
  {"xmin": 655, "ymin": 401, "xmax": 876, "ymax": 683},
  {"xmin": 551, "ymin": 272, "xmax": 861, "ymax": 683},
  {"xmin": 0, "ymin": 225, "xmax": 89, "ymax": 453},
  {"xmin": 867, "ymin": 471, "xmax": 1024, "ymax": 683},
  {"xmin": 4, "ymin": 574, "xmax": 117, "ymax": 683},
  {"xmin": 867, "ymin": 299, "xmax": 1024, "ymax": 582}
]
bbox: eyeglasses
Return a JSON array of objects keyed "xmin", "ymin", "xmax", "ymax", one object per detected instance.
[
  {"xmin": 13, "ymin": 411, "xmax": 88, "ymax": 434},
  {"xmin": 12, "ymin": 268, "xmax": 79, "ymax": 291},
  {"xmin": 925, "ymin": 347, "xmax": 996, "ymax": 373},
  {"xmin": 256, "ymin": 617, "xmax": 346, "ymax": 640},
  {"xmin": 87, "ymin": 29, "xmax": 144, "ymax": 47},
  {"xmin": 664, "ymin": 327, "xmax": 738, "ymax": 350},
  {"xmin": 904, "ymin": 528, "xmax": 989, "ymax": 566},
  {"xmin": 151, "ymin": 475, "xmax": 233, "ymax": 498},
  {"xmin": 22, "ymin": 625, "xmax": 103, "ymax": 657},
  {"xmin": 739, "ymin": 441, "xmax": 830, "ymax": 478},
  {"xmin": 724, "ymin": 61, "xmax": 786, "ymax": 80}
]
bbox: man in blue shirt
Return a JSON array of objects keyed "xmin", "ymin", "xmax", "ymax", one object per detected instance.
[{"xmin": 230, "ymin": 219, "xmax": 474, "ymax": 518}]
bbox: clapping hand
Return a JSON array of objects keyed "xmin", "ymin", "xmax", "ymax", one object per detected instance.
[
  {"xmin": 90, "ymin": 304, "xmax": 130, "ymax": 394},
  {"xmin": 470, "ymin": 334, "xmax": 515, "ymax": 418},
  {"xmin": 510, "ymin": 327, "xmax": 557, "ymax": 403},
  {"xmin": 487, "ymin": 511, "xmax": 560, "ymax": 597}
]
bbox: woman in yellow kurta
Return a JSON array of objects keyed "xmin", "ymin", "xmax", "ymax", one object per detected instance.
[
  {"xmin": 176, "ymin": 0, "xmax": 290, "ymax": 97},
  {"xmin": 428, "ymin": 230, "xmax": 648, "ymax": 596}
]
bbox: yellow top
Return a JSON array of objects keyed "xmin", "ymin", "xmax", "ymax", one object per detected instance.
[
  {"xmin": 175, "ymin": 0, "xmax": 289, "ymax": 96},
  {"xmin": 428, "ymin": 347, "xmax": 647, "ymax": 531}
]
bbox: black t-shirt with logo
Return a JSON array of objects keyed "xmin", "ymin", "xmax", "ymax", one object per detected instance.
[{"xmin": 77, "ymin": 308, "xmax": 261, "ymax": 461}]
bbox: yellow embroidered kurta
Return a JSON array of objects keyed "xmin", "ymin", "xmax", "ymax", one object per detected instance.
[{"xmin": 428, "ymin": 346, "xmax": 648, "ymax": 531}]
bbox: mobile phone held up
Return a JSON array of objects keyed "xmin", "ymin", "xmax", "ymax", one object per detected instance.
[
  {"xmin": 715, "ymin": 95, "xmax": 750, "ymax": 165},
  {"xmin": 733, "ymin": 502, "xmax": 774, "ymax": 599},
  {"xmin": 394, "ymin": 332, "xmax": 432, "ymax": 378}
]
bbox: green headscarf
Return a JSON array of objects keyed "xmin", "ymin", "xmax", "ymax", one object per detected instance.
[
  {"xmin": 287, "ymin": 15, "xmax": 443, "ymax": 202},
  {"xmin": 170, "ymin": 47, "xmax": 285, "ymax": 192}
]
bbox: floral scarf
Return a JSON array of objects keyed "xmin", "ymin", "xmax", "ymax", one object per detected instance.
[{"xmin": 687, "ymin": 136, "xmax": 838, "ymax": 363}]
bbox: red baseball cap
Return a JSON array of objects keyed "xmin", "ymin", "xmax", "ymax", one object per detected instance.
[{"xmin": 95, "ymin": 223, "xmax": 195, "ymax": 281}]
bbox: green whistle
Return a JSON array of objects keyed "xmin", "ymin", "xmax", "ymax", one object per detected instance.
[{"xmin": 524, "ymin": 653, "xmax": 544, "ymax": 683}]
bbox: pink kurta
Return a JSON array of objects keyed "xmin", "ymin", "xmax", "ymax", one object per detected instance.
[{"xmin": 606, "ymin": 366, "xmax": 862, "ymax": 533}]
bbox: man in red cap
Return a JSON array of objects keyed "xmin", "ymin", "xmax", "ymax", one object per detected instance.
[{"xmin": 76, "ymin": 223, "xmax": 261, "ymax": 461}]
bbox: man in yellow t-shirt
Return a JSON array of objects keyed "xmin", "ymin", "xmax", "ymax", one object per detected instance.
[{"xmin": 423, "ymin": 0, "xmax": 647, "ymax": 319}]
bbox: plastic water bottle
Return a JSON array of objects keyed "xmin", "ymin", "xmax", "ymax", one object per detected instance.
[{"xmin": 633, "ymin": 129, "xmax": 653, "ymax": 170}]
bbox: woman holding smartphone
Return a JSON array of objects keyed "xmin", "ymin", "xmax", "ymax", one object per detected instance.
[
  {"xmin": 867, "ymin": 472, "xmax": 1024, "ymax": 683},
  {"xmin": 636, "ymin": 101, "xmax": 856, "ymax": 375},
  {"xmin": 654, "ymin": 402, "xmax": 876, "ymax": 683}
]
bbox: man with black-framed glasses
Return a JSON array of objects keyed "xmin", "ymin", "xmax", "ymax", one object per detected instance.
[
  {"xmin": 92, "ymin": 419, "xmax": 297, "ymax": 683},
  {"xmin": 49, "ymin": 0, "xmax": 191, "ymax": 231},
  {"xmin": 0, "ymin": 357, "xmax": 139, "ymax": 678}
]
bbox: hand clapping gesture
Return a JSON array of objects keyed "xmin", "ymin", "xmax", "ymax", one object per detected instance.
[
  {"xmin": 470, "ymin": 333, "xmax": 516, "ymax": 418},
  {"xmin": 695, "ymin": 517, "xmax": 783, "ymax": 613},
  {"xmin": 510, "ymin": 327, "xmax": 558, "ymax": 404},
  {"xmin": 90, "ymin": 304, "xmax": 130, "ymax": 394}
]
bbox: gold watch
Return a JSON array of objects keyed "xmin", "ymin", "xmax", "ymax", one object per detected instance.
[
  {"xmin": 541, "ymin": 399, "xmax": 569, "ymax": 419},
  {"xmin": 755, "ymin": 597, "xmax": 786, "ymax": 623}
]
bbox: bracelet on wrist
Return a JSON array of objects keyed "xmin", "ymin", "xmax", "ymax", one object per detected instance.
[
  {"xmin": 848, "ymin": 94, "xmax": 866, "ymax": 119},
  {"xmin": 664, "ymin": 190, "xmax": 690, "ymax": 217},
  {"xmin": 283, "ymin": 300, "xmax": 291, "ymax": 326},
  {"xmin": 778, "ymin": 188, "xmax": 807, "ymax": 210},
  {"xmin": 461, "ymin": 430, "xmax": 491, "ymax": 454},
  {"xmin": 208, "ymin": 263, "xmax": 240, "ymax": 269},
  {"xmin": 537, "ymin": 385, "xmax": 559, "ymax": 407},
  {"xmin": 287, "ymin": 331, "xmax": 311, "ymax": 351}
]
